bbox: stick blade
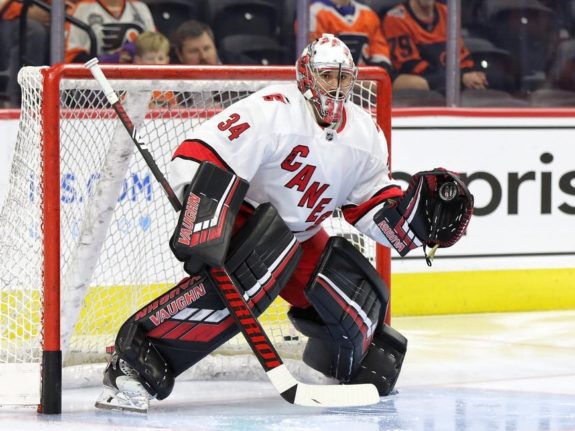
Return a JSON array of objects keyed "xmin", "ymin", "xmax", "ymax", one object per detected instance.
[
  {"xmin": 267, "ymin": 365, "xmax": 380, "ymax": 408},
  {"xmin": 291, "ymin": 382, "xmax": 380, "ymax": 407}
]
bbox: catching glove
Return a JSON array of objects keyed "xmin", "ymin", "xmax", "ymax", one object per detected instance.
[{"xmin": 374, "ymin": 168, "xmax": 474, "ymax": 265}]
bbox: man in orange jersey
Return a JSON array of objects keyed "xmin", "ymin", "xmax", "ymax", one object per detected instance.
[
  {"xmin": 309, "ymin": 0, "xmax": 393, "ymax": 77},
  {"xmin": 382, "ymin": 0, "xmax": 487, "ymax": 93}
]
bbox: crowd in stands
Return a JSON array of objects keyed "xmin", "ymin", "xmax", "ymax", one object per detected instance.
[{"xmin": 1, "ymin": 0, "xmax": 574, "ymax": 107}]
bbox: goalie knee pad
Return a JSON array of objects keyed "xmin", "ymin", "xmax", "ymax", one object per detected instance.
[
  {"xmin": 350, "ymin": 323, "xmax": 407, "ymax": 396},
  {"xmin": 115, "ymin": 320, "xmax": 175, "ymax": 400},
  {"xmin": 288, "ymin": 236, "xmax": 390, "ymax": 382}
]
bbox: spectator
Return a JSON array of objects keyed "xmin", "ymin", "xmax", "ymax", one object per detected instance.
[
  {"xmin": 171, "ymin": 19, "xmax": 256, "ymax": 66},
  {"xmin": 133, "ymin": 31, "xmax": 175, "ymax": 108},
  {"xmin": 309, "ymin": 0, "xmax": 393, "ymax": 77},
  {"xmin": 170, "ymin": 20, "xmax": 256, "ymax": 109},
  {"xmin": 0, "ymin": 0, "xmax": 51, "ymax": 106},
  {"xmin": 133, "ymin": 31, "xmax": 169, "ymax": 65},
  {"xmin": 382, "ymin": 0, "xmax": 487, "ymax": 93},
  {"xmin": 65, "ymin": 0, "xmax": 155, "ymax": 64}
]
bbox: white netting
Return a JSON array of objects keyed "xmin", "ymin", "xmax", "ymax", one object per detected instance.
[{"xmin": 0, "ymin": 66, "xmax": 383, "ymax": 390}]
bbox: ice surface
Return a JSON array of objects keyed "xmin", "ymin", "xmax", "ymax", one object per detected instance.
[{"xmin": 2, "ymin": 311, "xmax": 575, "ymax": 431}]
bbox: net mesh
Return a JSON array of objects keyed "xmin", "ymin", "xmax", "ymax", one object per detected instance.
[{"xmin": 0, "ymin": 66, "xmax": 383, "ymax": 385}]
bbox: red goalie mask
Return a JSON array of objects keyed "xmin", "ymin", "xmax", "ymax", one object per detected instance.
[{"xmin": 296, "ymin": 34, "xmax": 358, "ymax": 127}]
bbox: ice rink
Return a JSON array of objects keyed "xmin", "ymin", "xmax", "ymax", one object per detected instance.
[{"xmin": 2, "ymin": 310, "xmax": 575, "ymax": 431}]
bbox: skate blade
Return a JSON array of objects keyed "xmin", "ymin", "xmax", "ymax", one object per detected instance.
[{"xmin": 95, "ymin": 389, "xmax": 149, "ymax": 414}]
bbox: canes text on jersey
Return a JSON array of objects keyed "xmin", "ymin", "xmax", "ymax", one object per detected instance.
[{"xmin": 281, "ymin": 145, "xmax": 333, "ymax": 226}]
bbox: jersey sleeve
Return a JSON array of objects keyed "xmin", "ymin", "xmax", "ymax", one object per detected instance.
[
  {"xmin": 169, "ymin": 96, "xmax": 272, "ymax": 201},
  {"xmin": 340, "ymin": 124, "xmax": 403, "ymax": 246}
]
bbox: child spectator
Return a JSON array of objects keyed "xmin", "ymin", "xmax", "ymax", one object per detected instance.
[
  {"xmin": 134, "ymin": 31, "xmax": 169, "ymax": 65},
  {"xmin": 133, "ymin": 31, "xmax": 175, "ymax": 108}
]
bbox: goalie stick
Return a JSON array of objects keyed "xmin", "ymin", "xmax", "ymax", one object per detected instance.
[{"xmin": 84, "ymin": 58, "xmax": 380, "ymax": 408}]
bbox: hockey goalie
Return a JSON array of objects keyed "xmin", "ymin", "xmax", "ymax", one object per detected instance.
[{"xmin": 94, "ymin": 34, "xmax": 473, "ymax": 413}]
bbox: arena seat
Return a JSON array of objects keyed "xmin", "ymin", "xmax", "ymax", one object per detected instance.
[
  {"xmin": 205, "ymin": 0, "xmax": 282, "ymax": 40},
  {"xmin": 464, "ymin": 37, "xmax": 516, "ymax": 93},
  {"xmin": 141, "ymin": 0, "xmax": 206, "ymax": 39},
  {"xmin": 218, "ymin": 34, "xmax": 288, "ymax": 65},
  {"xmin": 481, "ymin": 0, "xmax": 557, "ymax": 93}
]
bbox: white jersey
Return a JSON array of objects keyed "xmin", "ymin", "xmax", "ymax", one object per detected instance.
[
  {"xmin": 169, "ymin": 83, "xmax": 403, "ymax": 244},
  {"xmin": 65, "ymin": 0, "xmax": 155, "ymax": 62}
]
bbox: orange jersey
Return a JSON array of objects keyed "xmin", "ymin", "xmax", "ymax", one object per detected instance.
[
  {"xmin": 382, "ymin": 2, "xmax": 473, "ymax": 88},
  {"xmin": 309, "ymin": 0, "xmax": 390, "ymax": 67}
]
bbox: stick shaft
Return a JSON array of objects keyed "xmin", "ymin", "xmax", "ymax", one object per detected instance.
[{"xmin": 85, "ymin": 59, "xmax": 182, "ymax": 212}]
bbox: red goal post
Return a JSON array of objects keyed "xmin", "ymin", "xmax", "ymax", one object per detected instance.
[{"xmin": 0, "ymin": 64, "xmax": 392, "ymax": 413}]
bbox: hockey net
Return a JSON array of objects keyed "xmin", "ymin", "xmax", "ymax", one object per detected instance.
[{"xmin": 0, "ymin": 65, "xmax": 392, "ymax": 411}]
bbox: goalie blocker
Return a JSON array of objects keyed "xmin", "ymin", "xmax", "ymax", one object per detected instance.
[
  {"xmin": 170, "ymin": 162, "xmax": 249, "ymax": 269},
  {"xmin": 288, "ymin": 237, "xmax": 407, "ymax": 396}
]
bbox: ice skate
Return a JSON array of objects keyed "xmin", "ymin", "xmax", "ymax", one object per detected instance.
[{"xmin": 94, "ymin": 353, "xmax": 153, "ymax": 414}]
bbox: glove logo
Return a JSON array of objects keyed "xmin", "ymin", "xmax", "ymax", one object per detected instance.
[
  {"xmin": 439, "ymin": 182, "xmax": 458, "ymax": 202},
  {"xmin": 376, "ymin": 219, "xmax": 405, "ymax": 252}
]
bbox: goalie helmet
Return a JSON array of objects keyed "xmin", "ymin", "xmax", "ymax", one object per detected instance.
[{"xmin": 296, "ymin": 33, "xmax": 358, "ymax": 127}]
